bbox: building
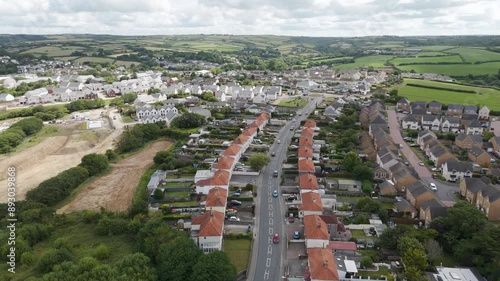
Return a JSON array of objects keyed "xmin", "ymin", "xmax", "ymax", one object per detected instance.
[
  {"xmin": 191, "ymin": 210, "xmax": 224, "ymax": 253},
  {"xmin": 307, "ymin": 248, "xmax": 339, "ymax": 281},
  {"xmin": 406, "ymin": 181, "xmax": 438, "ymax": 209},
  {"xmin": 433, "ymin": 266, "xmax": 484, "ymax": 281},
  {"xmin": 299, "ymin": 174, "xmax": 319, "ymax": 193},
  {"xmin": 300, "ymin": 192, "xmax": 323, "ymax": 217},
  {"xmin": 304, "ymin": 215, "xmax": 330, "ymax": 248},
  {"xmin": 204, "ymin": 187, "xmax": 228, "ymax": 213},
  {"xmin": 479, "ymin": 106, "xmax": 490, "ymax": 120},
  {"xmin": 455, "ymin": 133, "xmax": 483, "ymax": 150},
  {"xmin": 396, "ymin": 97, "xmax": 410, "ymax": 112},
  {"xmin": 442, "ymin": 159, "xmax": 473, "ymax": 182},
  {"xmin": 378, "ymin": 180, "xmax": 397, "ymax": 196},
  {"xmin": 419, "ymin": 199, "xmax": 448, "ymax": 227},
  {"xmin": 468, "ymin": 147, "xmax": 493, "ymax": 167}
]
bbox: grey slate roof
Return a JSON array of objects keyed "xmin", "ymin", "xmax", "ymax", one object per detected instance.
[
  {"xmin": 428, "ymin": 102, "xmax": 442, "ymax": 109},
  {"xmin": 445, "ymin": 159, "xmax": 473, "ymax": 172},
  {"xmin": 420, "ymin": 198, "xmax": 445, "ymax": 211},
  {"xmin": 395, "ymin": 199, "xmax": 417, "ymax": 213},
  {"xmin": 469, "ymin": 147, "xmax": 487, "ymax": 158}
]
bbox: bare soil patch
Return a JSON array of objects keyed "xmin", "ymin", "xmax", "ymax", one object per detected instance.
[{"xmin": 58, "ymin": 140, "xmax": 172, "ymax": 213}]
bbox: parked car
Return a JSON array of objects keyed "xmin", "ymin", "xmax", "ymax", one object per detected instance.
[
  {"xmin": 430, "ymin": 183, "xmax": 437, "ymax": 191},
  {"xmin": 293, "ymin": 231, "xmax": 300, "ymax": 239},
  {"xmin": 273, "ymin": 170, "xmax": 278, "ymax": 177},
  {"xmin": 431, "ymin": 167, "xmax": 441, "ymax": 172},
  {"xmin": 230, "ymin": 192, "xmax": 241, "ymax": 197},
  {"xmin": 228, "ymin": 216, "xmax": 240, "ymax": 222},
  {"xmin": 410, "ymin": 143, "xmax": 419, "ymax": 147},
  {"xmin": 230, "ymin": 200, "xmax": 242, "ymax": 206},
  {"xmin": 273, "ymin": 233, "xmax": 280, "ymax": 243},
  {"xmin": 419, "ymin": 161, "xmax": 425, "ymax": 166},
  {"xmin": 273, "ymin": 190, "xmax": 278, "ymax": 198},
  {"xmin": 277, "ymin": 140, "xmax": 281, "ymax": 144},
  {"xmin": 290, "ymin": 145, "xmax": 298, "ymax": 149},
  {"xmin": 288, "ymin": 205, "xmax": 298, "ymax": 211},
  {"xmin": 271, "ymin": 152, "xmax": 276, "ymax": 157},
  {"xmin": 286, "ymin": 195, "xmax": 297, "ymax": 202},
  {"xmin": 288, "ymin": 214, "xmax": 295, "ymax": 223},
  {"xmin": 432, "ymin": 173, "xmax": 438, "ymax": 179}
]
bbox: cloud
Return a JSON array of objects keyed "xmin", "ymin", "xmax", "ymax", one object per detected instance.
[{"xmin": 0, "ymin": 0, "xmax": 497, "ymax": 36}]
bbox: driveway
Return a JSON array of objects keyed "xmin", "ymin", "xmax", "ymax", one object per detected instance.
[{"xmin": 387, "ymin": 107, "xmax": 458, "ymax": 204}]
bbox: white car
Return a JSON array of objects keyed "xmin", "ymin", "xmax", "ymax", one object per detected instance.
[
  {"xmin": 228, "ymin": 216, "xmax": 240, "ymax": 222},
  {"xmin": 430, "ymin": 183, "xmax": 437, "ymax": 191},
  {"xmin": 431, "ymin": 167, "xmax": 441, "ymax": 172},
  {"xmin": 277, "ymin": 140, "xmax": 281, "ymax": 144},
  {"xmin": 419, "ymin": 161, "xmax": 425, "ymax": 166}
]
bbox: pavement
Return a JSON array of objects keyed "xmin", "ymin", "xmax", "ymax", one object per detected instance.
[
  {"xmin": 247, "ymin": 97, "xmax": 322, "ymax": 281},
  {"xmin": 387, "ymin": 107, "xmax": 459, "ymax": 205}
]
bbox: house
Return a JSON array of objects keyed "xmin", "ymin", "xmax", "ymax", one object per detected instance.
[
  {"xmin": 323, "ymin": 104, "xmax": 342, "ymax": 117},
  {"xmin": 476, "ymin": 184, "xmax": 500, "ymax": 221},
  {"xmin": 460, "ymin": 113, "xmax": 479, "ymax": 127},
  {"xmin": 396, "ymin": 98, "xmax": 411, "ymax": 112},
  {"xmin": 301, "ymin": 128, "xmax": 315, "ymax": 138},
  {"xmin": 319, "ymin": 215, "xmax": 346, "ymax": 240},
  {"xmin": 300, "ymin": 192, "xmax": 323, "ymax": 217},
  {"xmin": 378, "ymin": 180, "xmax": 397, "ymax": 196},
  {"xmin": 223, "ymin": 144, "xmax": 243, "ymax": 159},
  {"xmin": 307, "ymin": 248, "xmax": 339, "ymax": 281},
  {"xmin": 419, "ymin": 199, "xmax": 448, "ymax": 227},
  {"xmin": 0, "ymin": 93, "xmax": 15, "ymax": 102},
  {"xmin": 425, "ymin": 139, "xmax": 456, "ymax": 167},
  {"xmin": 417, "ymin": 130, "xmax": 437, "ymax": 148},
  {"xmin": 465, "ymin": 120, "xmax": 484, "ymax": 135},
  {"xmin": 395, "ymin": 199, "xmax": 418, "ymax": 218},
  {"xmin": 446, "ymin": 104, "xmax": 464, "ymax": 116},
  {"xmin": 204, "ymin": 187, "xmax": 228, "ymax": 213},
  {"xmin": 440, "ymin": 116, "xmax": 460, "ymax": 133},
  {"xmin": 406, "ymin": 181, "xmax": 438, "ymax": 209},
  {"xmin": 188, "ymin": 107, "xmax": 212, "ymax": 119},
  {"xmin": 464, "ymin": 105, "xmax": 478, "ymax": 115},
  {"xmin": 195, "ymin": 170, "xmax": 231, "ymax": 194},
  {"xmin": 214, "ymin": 156, "xmax": 236, "ymax": 172},
  {"xmin": 442, "ymin": 159, "xmax": 473, "ymax": 182},
  {"xmin": 304, "ymin": 215, "xmax": 330, "ymax": 248},
  {"xmin": 455, "ymin": 133, "xmax": 483, "ymax": 149},
  {"xmin": 191, "ymin": 210, "xmax": 224, "ymax": 253},
  {"xmin": 479, "ymin": 106, "xmax": 490, "ymax": 120},
  {"xmin": 468, "ymin": 147, "xmax": 493, "ymax": 167},
  {"xmin": 303, "ymin": 119, "xmax": 317, "ymax": 129},
  {"xmin": 377, "ymin": 151, "xmax": 400, "ymax": 171},
  {"xmin": 373, "ymin": 166, "xmax": 388, "ymax": 180},
  {"xmin": 421, "ymin": 115, "xmax": 441, "ymax": 131},
  {"xmin": 333, "ymin": 179, "xmax": 362, "ymax": 190},
  {"xmin": 299, "ymin": 174, "xmax": 319, "ymax": 193},
  {"xmin": 392, "ymin": 168, "xmax": 418, "ymax": 192},
  {"xmin": 490, "ymin": 136, "xmax": 500, "ymax": 157},
  {"xmin": 428, "ymin": 102, "xmax": 442, "ymax": 114},
  {"xmin": 299, "ymin": 137, "xmax": 314, "ymax": 148},
  {"xmin": 401, "ymin": 114, "xmax": 420, "ymax": 130},
  {"xmin": 460, "ymin": 177, "xmax": 492, "ymax": 205},
  {"xmin": 298, "ymin": 159, "xmax": 315, "ymax": 174},
  {"xmin": 147, "ymin": 170, "xmax": 165, "ymax": 195}
]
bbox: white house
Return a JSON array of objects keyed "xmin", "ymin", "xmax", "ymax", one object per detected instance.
[
  {"xmin": 479, "ymin": 106, "xmax": 490, "ymax": 120},
  {"xmin": 191, "ymin": 210, "xmax": 224, "ymax": 253},
  {"xmin": 440, "ymin": 116, "xmax": 460, "ymax": 133},
  {"xmin": 466, "ymin": 120, "xmax": 484, "ymax": 135},
  {"xmin": 442, "ymin": 159, "xmax": 473, "ymax": 182},
  {"xmin": 402, "ymin": 115, "xmax": 420, "ymax": 130},
  {"xmin": 0, "ymin": 93, "xmax": 15, "ymax": 102},
  {"xmin": 421, "ymin": 115, "xmax": 440, "ymax": 131}
]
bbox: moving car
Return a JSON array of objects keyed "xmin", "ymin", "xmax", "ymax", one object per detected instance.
[
  {"xmin": 273, "ymin": 233, "xmax": 280, "ymax": 243},
  {"xmin": 277, "ymin": 140, "xmax": 281, "ymax": 144},
  {"xmin": 271, "ymin": 152, "xmax": 276, "ymax": 157},
  {"xmin": 273, "ymin": 190, "xmax": 278, "ymax": 198},
  {"xmin": 273, "ymin": 170, "xmax": 278, "ymax": 177},
  {"xmin": 430, "ymin": 183, "xmax": 437, "ymax": 191},
  {"xmin": 419, "ymin": 161, "xmax": 425, "ymax": 166},
  {"xmin": 293, "ymin": 231, "xmax": 300, "ymax": 239}
]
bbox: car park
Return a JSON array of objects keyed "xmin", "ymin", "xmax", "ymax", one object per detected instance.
[{"xmin": 273, "ymin": 233, "xmax": 280, "ymax": 243}]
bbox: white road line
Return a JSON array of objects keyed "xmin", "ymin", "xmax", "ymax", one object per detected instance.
[
  {"xmin": 268, "ymin": 227, "xmax": 273, "ymax": 235},
  {"xmin": 266, "ymin": 258, "xmax": 272, "ymax": 267},
  {"xmin": 264, "ymin": 269, "xmax": 270, "ymax": 280},
  {"xmin": 267, "ymin": 245, "xmax": 272, "ymax": 255},
  {"xmin": 269, "ymin": 218, "xmax": 273, "ymax": 225}
]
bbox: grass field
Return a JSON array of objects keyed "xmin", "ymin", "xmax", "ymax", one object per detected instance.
[
  {"xmin": 21, "ymin": 45, "xmax": 85, "ymax": 57},
  {"xmin": 397, "ymin": 61, "xmax": 500, "ymax": 76},
  {"xmin": 73, "ymin": 56, "xmax": 116, "ymax": 64},
  {"xmin": 445, "ymin": 47, "xmax": 500, "ymax": 63},
  {"xmin": 417, "ymin": 46, "xmax": 458, "ymax": 51},
  {"xmin": 390, "ymin": 55, "xmax": 463, "ymax": 65},
  {"xmin": 54, "ymin": 56, "xmax": 79, "ymax": 61},
  {"xmin": 278, "ymin": 97, "xmax": 308, "ymax": 108},
  {"xmin": 415, "ymin": 51, "xmax": 449, "ymax": 57},
  {"xmin": 224, "ymin": 239, "xmax": 251, "ymax": 272},
  {"xmin": 398, "ymin": 79, "xmax": 500, "ymax": 110},
  {"xmin": 114, "ymin": 60, "xmax": 140, "ymax": 67},
  {"xmin": 333, "ymin": 55, "xmax": 394, "ymax": 69}
]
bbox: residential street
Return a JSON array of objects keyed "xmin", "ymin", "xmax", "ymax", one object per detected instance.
[
  {"xmin": 247, "ymin": 97, "xmax": 321, "ymax": 281},
  {"xmin": 387, "ymin": 107, "xmax": 459, "ymax": 205}
]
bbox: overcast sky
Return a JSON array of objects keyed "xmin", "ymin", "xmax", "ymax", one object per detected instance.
[{"xmin": 0, "ymin": 0, "xmax": 498, "ymax": 36}]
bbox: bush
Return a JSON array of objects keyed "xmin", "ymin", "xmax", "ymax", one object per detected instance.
[
  {"xmin": 20, "ymin": 252, "xmax": 35, "ymax": 266},
  {"xmin": 36, "ymin": 248, "xmax": 73, "ymax": 273},
  {"xmin": 96, "ymin": 216, "xmax": 129, "ymax": 236},
  {"xmin": 360, "ymin": 256, "xmax": 373, "ymax": 269},
  {"xmin": 79, "ymin": 153, "xmax": 109, "ymax": 176},
  {"xmin": 93, "ymin": 244, "xmax": 110, "ymax": 260}
]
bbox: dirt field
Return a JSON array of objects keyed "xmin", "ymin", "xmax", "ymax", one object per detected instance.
[
  {"xmin": 0, "ymin": 123, "xmax": 122, "ymax": 203},
  {"xmin": 58, "ymin": 140, "xmax": 172, "ymax": 213}
]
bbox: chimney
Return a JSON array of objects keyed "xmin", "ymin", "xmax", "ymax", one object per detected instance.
[
  {"xmin": 209, "ymin": 211, "xmax": 213, "ymax": 217},
  {"xmin": 216, "ymin": 198, "xmax": 221, "ymax": 206},
  {"xmin": 312, "ymin": 198, "xmax": 317, "ymax": 204},
  {"xmin": 317, "ymin": 223, "xmax": 321, "ymax": 228},
  {"xmin": 323, "ymin": 260, "xmax": 328, "ymax": 267}
]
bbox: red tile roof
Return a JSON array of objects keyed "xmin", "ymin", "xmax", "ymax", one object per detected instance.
[
  {"xmin": 214, "ymin": 156, "xmax": 235, "ymax": 170},
  {"xmin": 299, "ymin": 137, "xmax": 313, "ymax": 147},
  {"xmin": 299, "ymin": 174, "xmax": 319, "ymax": 190},
  {"xmin": 301, "ymin": 128, "xmax": 314, "ymax": 137},
  {"xmin": 327, "ymin": 241, "xmax": 357, "ymax": 252},
  {"xmin": 307, "ymin": 248, "xmax": 339, "ymax": 281},
  {"xmin": 298, "ymin": 159, "xmax": 315, "ymax": 172},
  {"xmin": 192, "ymin": 210, "xmax": 224, "ymax": 237},
  {"xmin": 304, "ymin": 119, "xmax": 317, "ymax": 128},
  {"xmin": 298, "ymin": 147, "xmax": 313, "ymax": 158},
  {"xmin": 301, "ymin": 192, "xmax": 323, "ymax": 212},
  {"xmin": 196, "ymin": 170, "xmax": 230, "ymax": 187},
  {"xmin": 233, "ymin": 135, "xmax": 249, "ymax": 145},
  {"xmin": 205, "ymin": 188, "xmax": 228, "ymax": 207},
  {"xmin": 242, "ymin": 127, "xmax": 257, "ymax": 137},
  {"xmin": 224, "ymin": 144, "xmax": 242, "ymax": 156},
  {"xmin": 304, "ymin": 215, "xmax": 329, "ymax": 240}
]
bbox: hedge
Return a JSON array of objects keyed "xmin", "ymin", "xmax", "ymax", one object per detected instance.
[{"xmin": 405, "ymin": 83, "xmax": 475, "ymax": 93}]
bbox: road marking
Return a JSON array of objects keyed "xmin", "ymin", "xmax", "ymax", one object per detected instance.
[
  {"xmin": 269, "ymin": 210, "xmax": 273, "ymax": 217},
  {"xmin": 267, "ymin": 245, "xmax": 272, "ymax": 255},
  {"xmin": 268, "ymin": 236, "xmax": 272, "ymax": 244},
  {"xmin": 264, "ymin": 269, "xmax": 269, "ymax": 280},
  {"xmin": 269, "ymin": 218, "xmax": 273, "ymax": 225},
  {"xmin": 266, "ymin": 257, "xmax": 272, "ymax": 267},
  {"xmin": 268, "ymin": 196, "xmax": 272, "ymax": 202},
  {"xmin": 269, "ymin": 227, "xmax": 273, "ymax": 235},
  {"xmin": 269, "ymin": 204, "xmax": 273, "ymax": 211}
]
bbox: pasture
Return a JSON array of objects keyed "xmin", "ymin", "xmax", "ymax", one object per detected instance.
[
  {"xmin": 73, "ymin": 57, "xmax": 116, "ymax": 64},
  {"xmin": 333, "ymin": 55, "xmax": 394, "ymax": 69},
  {"xmin": 390, "ymin": 55, "xmax": 463, "ymax": 65},
  {"xmin": 445, "ymin": 47, "xmax": 500, "ymax": 63},
  {"xmin": 397, "ymin": 62, "xmax": 500, "ymax": 76},
  {"xmin": 21, "ymin": 45, "xmax": 85, "ymax": 57}
]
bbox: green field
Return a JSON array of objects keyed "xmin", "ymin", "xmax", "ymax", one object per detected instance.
[
  {"xmin": 278, "ymin": 97, "xmax": 308, "ymax": 108},
  {"xmin": 114, "ymin": 60, "xmax": 141, "ymax": 67},
  {"xmin": 333, "ymin": 55, "xmax": 394, "ymax": 69},
  {"xmin": 415, "ymin": 51, "xmax": 449, "ymax": 57},
  {"xmin": 397, "ymin": 61, "xmax": 500, "ymax": 76},
  {"xmin": 391, "ymin": 55, "xmax": 463, "ymax": 65},
  {"xmin": 417, "ymin": 46, "xmax": 458, "ymax": 51},
  {"xmin": 224, "ymin": 239, "xmax": 251, "ymax": 272},
  {"xmin": 398, "ymin": 79, "xmax": 500, "ymax": 110},
  {"xmin": 21, "ymin": 45, "xmax": 85, "ymax": 57},
  {"xmin": 445, "ymin": 47, "xmax": 500, "ymax": 63},
  {"xmin": 73, "ymin": 56, "xmax": 116, "ymax": 64}
]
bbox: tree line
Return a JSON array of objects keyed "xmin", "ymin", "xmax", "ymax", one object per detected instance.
[{"xmin": 0, "ymin": 117, "xmax": 43, "ymax": 153}]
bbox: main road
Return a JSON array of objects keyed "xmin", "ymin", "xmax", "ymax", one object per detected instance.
[{"xmin": 247, "ymin": 96, "xmax": 322, "ymax": 281}]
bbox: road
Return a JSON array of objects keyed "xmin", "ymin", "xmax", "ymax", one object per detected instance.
[
  {"xmin": 247, "ymin": 96, "xmax": 321, "ymax": 281},
  {"xmin": 387, "ymin": 107, "xmax": 458, "ymax": 205}
]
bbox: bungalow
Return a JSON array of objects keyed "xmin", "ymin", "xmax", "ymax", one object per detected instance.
[
  {"xmin": 191, "ymin": 210, "xmax": 224, "ymax": 253},
  {"xmin": 428, "ymin": 102, "xmax": 442, "ymax": 114},
  {"xmin": 307, "ymin": 248, "xmax": 339, "ymax": 281},
  {"xmin": 396, "ymin": 98, "xmax": 411, "ymax": 112},
  {"xmin": 419, "ymin": 199, "xmax": 448, "ymax": 227},
  {"xmin": 440, "ymin": 116, "xmax": 460, "ymax": 133},
  {"xmin": 479, "ymin": 106, "xmax": 490, "ymax": 120},
  {"xmin": 300, "ymin": 192, "xmax": 323, "ymax": 217},
  {"xmin": 468, "ymin": 147, "xmax": 493, "ymax": 167},
  {"xmin": 446, "ymin": 104, "xmax": 464, "ymax": 117},
  {"xmin": 406, "ymin": 181, "xmax": 438, "ymax": 209},
  {"xmin": 442, "ymin": 159, "xmax": 473, "ymax": 182},
  {"xmin": 323, "ymin": 104, "xmax": 342, "ymax": 117},
  {"xmin": 402, "ymin": 114, "xmax": 420, "ymax": 130},
  {"xmin": 455, "ymin": 133, "xmax": 483, "ymax": 149},
  {"xmin": 465, "ymin": 120, "xmax": 484, "ymax": 135},
  {"xmin": 304, "ymin": 215, "xmax": 330, "ymax": 249},
  {"xmin": 327, "ymin": 241, "xmax": 357, "ymax": 256}
]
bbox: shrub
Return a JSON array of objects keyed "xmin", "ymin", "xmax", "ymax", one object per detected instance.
[
  {"xmin": 20, "ymin": 252, "xmax": 35, "ymax": 266},
  {"xmin": 93, "ymin": 244, "xmax": 110, "ymax": 260},
  {"xmin": 96, "ymin": 216, "xmax": 129, "ymax": 236},
  {"xmin": 36, "ymin": 248, "xmax": 73, "ymax": 273}
]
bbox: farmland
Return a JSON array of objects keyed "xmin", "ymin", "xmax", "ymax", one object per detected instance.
[
  {"xmin": 332, "ymin": 55, "xmax": 395, "ymax": 69},
  {"xmin": 390, "ymin": 55, "xmax": 463, "ymax": 65},
  {"xmin": 445, "ymin": 47, "xmax": 500, "ymax": 63},
  {"xmin": 397, "ymin": 78, "xmax": 500, "ymax": 111},
  {"xmin": 396, "ymin": 62, "xmax": 500, "ymax": 76}
]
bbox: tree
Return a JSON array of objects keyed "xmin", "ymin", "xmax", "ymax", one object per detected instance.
[
  {"xmin": 248, "ymin": 153, "xmax": 270, "ymax": 171},
  {"xmin": 105, "ymin": 149, "xmax": 118, "ymax": 161},
  {"xmin": 115, "ymin": 253, "xmax": 157, "ymax": 281},
  {"xmin": 157, "ymin": 237, "xmax": 203, "ymax": 281},
  {"xmin": 361, "ymin": 180, "xmax": 373, "ymax": 194},
  {"xmin": 423, "ymin": 239, "xmax": 443, "ymax": 265},
  {"xmin": 171, "ymin": 113, "xmax": 206, "ymax": 129},
  {"xmin": 93, "ymin": 244, "xmax": 110, "ymax": 260},
  {"xmin": 191, "ymin": 251, "xmax": 237, "ymax": 281},
  {"xmin": 153, "ymin": 189, "xmax": 165, "ymax": 200},
  {"xmin": 360, "ymin": 256, "xmax": 373, "ymax": 269},
  {"xmin": 379, "ymin": 225, "xmax": 413, "ymax": 249},
  {"xmin": 353, "ymin": 165, "xmax": 374, "ymax": 181},
  {"xmin": 353, "ymin": 214, "xmax": 369, "ymax": 224},
  {"xmin": 11, "ymin": 117, "xmax": 44, "ymax": 135},
  {"xmin": 36, "ymin": 248, "xmax": 74, "ymax": 273},
  {"xmin": 343, "ymin": 151, "xmax": 361, "ymax": 172},
  {"xmin": 79, "ymin": 153, "xmax": 109, "ymax": 176},
  {"xmin": 403, "ymin": 248, "xmax": 427, "ymax": 272},
  {"xmin": 397, "ymin": 236, "xmax": 424, "ymax": 255},
  {"xmin": 404, "ymin": 266, "xmax": 426, "ymax": 281}
]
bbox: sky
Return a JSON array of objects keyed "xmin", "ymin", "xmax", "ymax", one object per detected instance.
[{"xmin": 0, "ymin": 0, "xmax": 498, "ymax": 36}]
